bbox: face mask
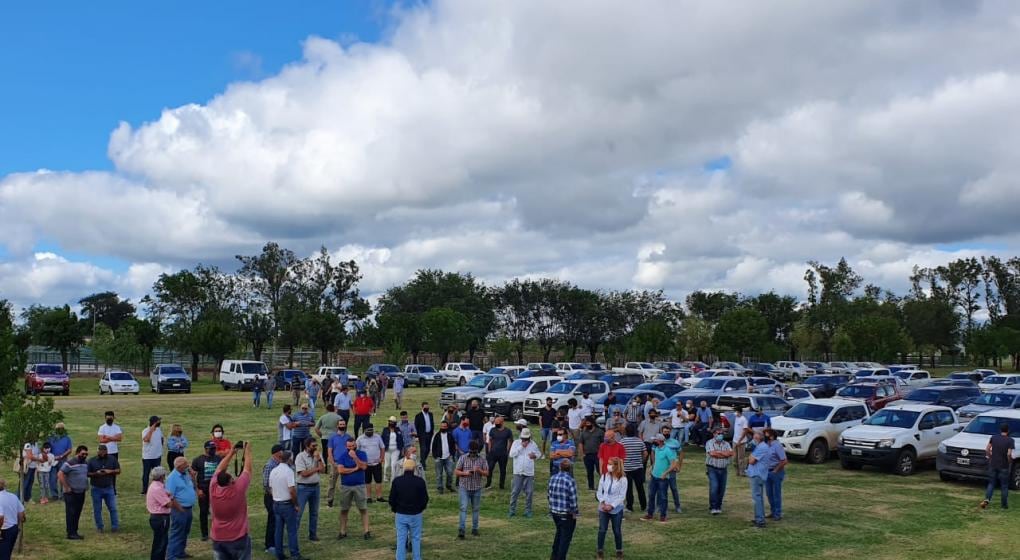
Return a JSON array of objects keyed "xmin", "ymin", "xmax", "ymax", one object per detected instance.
[
  {"xmin": 607, "ymin": 464, "xmax": 614, "ymax": 472},
  {"xmin": 389, "ymin": 422, "xmax": 396, "ymax": 427},
  {"xmin": 423, "ymin": 407, "xmax": 430, "ymax": 413},
  {"xmin": 78, "ymin": 453, "xmax": 87, "ymax": 461},
  {"xmin": 105, "ymin": 418, "xmax": 114, "ymax": 425},
  {"xmin": 715, "ymin": 434, "xmax": 724, "ymax": 442},
  {"xmin": 214, "ymin": 431, "xmax": 223, "ymax": 438},
  {"xmin": 366, "ymin": 431, "xmax": 374, "ymax": 436},
  {"xmin": 56, "ymin": 429, "xmax": 66, "ymax": 435},
  {"xmin": 441, "ymin": 428, "xmax": 448, "ymax": 433},
  {"xmin": 559, "ymin": 435, "xmax": 567, "ymax": 442}
]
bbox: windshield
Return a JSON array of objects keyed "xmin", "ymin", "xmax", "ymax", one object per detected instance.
[
  {"xmin": 241, "ymin": 363, "xmax": 268, "ymax": 374},
  {"xmin": 984, "ymin": 376, "xmax": 1009, "ymax": 385},
  {"xmin": 36, "ymin": 365, "xmax": 63, "ymax": 374},
  {"xmin": 856, "ymin": 370, "xmax": 875, "ymax": 377},
  {"xmin": 506, "ymin": 380, "xmax": 532, "ymax": 391},
  {"xmin": 588, "ymin": 364, "xmax": 605, "ymax": 371},
  {"xmin": 548, "ymin": 382, "xmax": 577, "ymax": 394},
  {"xmin": 695, "ymin": 379, "xmax": 727, "ymax": 390},
  {"xmin": 837, "ymin": 385, "xmax": 875, "ymax": 398},
  {"xmin": 904, "ymin": 389, "xmax": 940, "ymax": 402},
  {"xmin": 110, "ymin": 372, "xmax": 133, "ymax": 381},
  {"xmin": 863, "ymin": 409, "xmax": 919, "ymax": 428},
  {"xmin": 378, "ymin": 365, "xmax": 399, "ymax": 373},
  {"xmin": 965, "ymin": 416, "xmax": 1020, "ymax": 436},
  {"xmin": 161, "ymin": 366, "xmax": 186, "ymax": 375},
  {"xmin": 804, "ymin": 376, "xmax": 831, "ymax": 385},
  {"xmin": 787, "ymin": 389, "xmax": 810, "ymax": 398},
  {"xmin": 417, "ymin": 366, "xmax": 437, "ymax": 373},
  {"xmin": 639, "ymin": 363, "xmax": 655, "ymax": 369},
  {"xmin": 487, "ymin": 368, "xmax": 506, "ymax": 375},
  {"xmin": 785, "ymin": 403, "xmax": 833, "ymax": 421},
  {"xmin": 974, "ymin": 393, "xmax": 1018, "ymax": 407},
  {"xmin": 467, "ymin": 376, "xmax": 492, "ymax": 388},
  {"xmin": 459, "ymin": 364, "xmax": 480, "ymax": 371}
]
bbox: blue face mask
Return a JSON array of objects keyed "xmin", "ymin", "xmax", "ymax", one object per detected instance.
[{"xmin": 714, "ymin": 434, "xmax": 724, "ymax": 442}]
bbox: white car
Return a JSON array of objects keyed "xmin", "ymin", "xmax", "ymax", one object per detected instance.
[
  {"xmin": 892, "ymin": 369, "xmax": 933, "ymax": 388},
  {"xmin": 99, "ymin": 371, "xmax": 140, "ymax": 395},
  {"xmin": 785, "ymin": 387, "xmax": 816, "ymax": 406},
  {"xmin": 312, "ymin": 366, "xmax": 358, "ymax": 384},
  {"xmin": 978, "ymin": 374, "xmax": 1020, "ymax": 392},
  {"xmin": 776, "ymin": 361, "xmax": 816, "ymax": 381},
  {"xmin": 555, "ymin": 362, "xmax": 590, "ymax": 375},
  {"xmin": 838, "ymin": 404, "xmax": 963, "ymax": 476},
  {"xmin": 482, "ymin": 375, "xmax": 563, "ymax": 422},
  {"xmin": 773, "ymin": 398, "xmax": 869, "ymax": 464},
  {"xmin": 440, "ymin": 362, "xmax": 483, "ymax": 385},
  {"xmin": 937, "ymin": 409, "xmax": 1020, "ymax": 488},
  {"xmin": 220, "ymin": 359, "xmax": 269, "ymax": 390},
  {"xmin": 523, "ymin": 380, "xmax": 610, "ymax": 419},
  {"xmin": 612, "ymin": 362, "xmax": 665, "ymax": 381}
]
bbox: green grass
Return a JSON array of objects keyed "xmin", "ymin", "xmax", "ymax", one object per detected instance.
[{"xmin": 12, "ymin": 376, "xmax": 1020, "ymax": 559}]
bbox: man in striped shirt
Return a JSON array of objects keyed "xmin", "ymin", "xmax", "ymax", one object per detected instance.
[
  {"xmin": 620, "ymin": 425, "xmax": 647, "ymax": 512},
  {"xmin": 547, "ymin": 460, "xmax": 579, "ymax": 560},
  {"xmin": 260, "ymin": 445, "xmax": 283, "ymax": 555}
]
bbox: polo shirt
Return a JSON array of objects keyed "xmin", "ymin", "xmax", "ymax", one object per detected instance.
[
  {"xmin": 87, "ymin": 454, "xmax": 120, "ymax": 488},
  {"xmin": 294, "ymin": 451, "xmax": 322, "ymax": 484},
  {"xmin": 746, "ymin": 442, "xmax": 770, "ymax": 480},
  {"xmin": 210, "ymin": 471, "xmax": 250, "ymax": 542},
  {"xmin": 292, "ymin": 411, "xmax": 314, "ymax": 440},
  {"xmin": 357, "ymin": 434, "xmax": 384, "ymax": 465},
  {"xmin": 48, "ymin": 434, "xmax": 72, "ymax": 458},
  {"xmin": 353, "ymin": 396, "xmax": 374, "ymax": 416},
  {"xmin": 146, "ymin": 481, "xmax": 172, "ymax": 514},
  {"xmin": 166, "ymin": 469, "xmax": 197, "ymax": 507},
  {"xmin": 316, "ymin": 412, "xmax": 341, "ymax": 436},
  {"xmin": 638, "ymin": 419, "xmax": 664, "ymax": 441},
  {"xmin": 764, "ymin": 440, "xmax": 787, "ymax": 471},
  {"xmin": 98, "ymin": 423, "xmax": 123, "ymax": 454},
  {"xmin": 696, "ymin": 407, "xmax": 713, "ymax": 424},
  {"xmin": 269, "ymin": 463, "xmax": 295, "ymax": 502},
  {"xmin": 59, "ymin": 458, "xmax": 89, "ymax": 492},
  {"xmin": 748, "ymin": 413, "xmax": 771, "ymax": 429},
  {"xmin": 333, "ymin": 392, "xmax": 352, "ymax": 411},
  {"xmin": 650, "ymin": 445, "xmax": 676, "ymax": 478},
  {"xmin": 550, "ymin": 439, "xmax": 576, "ymax": 469},
  {"xmin": 142, "ymin": 427, "xmax": 164, "ymax": 460},
  {"xmin": 0, "ymin": 490, "xmax": 24, "ymax": 530},
  {"xmin": 452, "ymin": 426, "xmax": 473, "ymax": 453},
  {"xmin": 338, "ymin": 450, "xmax": 367, "ymax": 486},
  {"xmin": 329, "ymin": 433, "xmax": 354, "ymax": 463}
]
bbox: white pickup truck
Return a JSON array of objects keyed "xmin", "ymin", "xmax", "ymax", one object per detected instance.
[
  {"xmin": 773, "ymin": 398, "xmax": 869, "ymax": 464},
  {"xmin": 311, "ymin": 366, "xmax": 357, "ymax": 384},
  {"xmin": 612, "ymin": 362, "xmax": 664, "ymax": 381},
  {"xmin": 441, "ymin": 362, "xmax": 483, "ymax": 386},
  {"xmin": 837, "ymin": 404, "xmax": 963, "ymax": 476},
  {"xmin": 555, "ymin": 362, "xmax": 590, "ymax": 375}
]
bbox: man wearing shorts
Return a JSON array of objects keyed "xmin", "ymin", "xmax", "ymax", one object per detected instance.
[
  {"xmin": 356, "ymin": 425, "xmax": 385, "ymax": 503},
  {"xmin": 336, "ymin": 438, "xmax": 371, "ymax": 540}
]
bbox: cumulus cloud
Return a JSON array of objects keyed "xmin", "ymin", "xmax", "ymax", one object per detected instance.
[{"xmin": 3, "ymin": 0, "xmax": 1020, "ymax": 309}]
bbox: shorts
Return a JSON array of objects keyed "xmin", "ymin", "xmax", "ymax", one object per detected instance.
[
  {"xmin": 339, "ymin": 484, "xmax": 367, "ymax": 511},
  {"xmin": 365, "ymin": 463, "xmax": 383, "ymax": 484}
]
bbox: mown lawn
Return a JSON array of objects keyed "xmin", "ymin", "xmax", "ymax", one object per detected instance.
[{"xmin": 10, "ymin": 376, "xmax": 1019, "ymax": 560}]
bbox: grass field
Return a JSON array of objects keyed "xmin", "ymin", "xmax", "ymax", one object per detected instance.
[{"xmin": 10, "ymin": 372, "xmax": 1020, "ymax": 560}]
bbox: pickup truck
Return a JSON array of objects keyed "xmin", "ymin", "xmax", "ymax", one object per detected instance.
[
  {"xmin": 441, "ymin": 362, "xmax": 483, "ymax": 386},
  {"xmin": 675, "ymin": 376, "xmax": 751, "ymax": 400},
  {"xmin": 403, "ymin": 364, "xmax": 445, "ymax": 387},
  {"xmin": 150, "ymin": 364, "xmax": 192, "ymax": 394},
  {"xmin": 482, "ymin": 375, "xmax": 563, "ymax": 421},
  {"xmin": 612, "ymin": 362, "xmax": 665, "ymax": 381},
  {"xmin": 524, "ymin": 380, "xmax": 610, "ymax": 420},
  {"xmin": 439, "ymin": 373, "xmax": 512, "ymax": 411},
  {"xmin": 937, "ymin": 409, "xmax": 1020, "ymax": 489},
  {"xmin": 838, "ymin": 404, "xmax": 963, "ymax": 476},
  {"xmin": 773, "ymin": 398, "xmax": 869, "ymax": 464},
  {"xmin": 311, "ymin": 366, "xmax": 357, "ymax": 384},
  {"xmin": 555, "ymin": 362, "xmax": 590, "ymax": 375},
  {"xmin": 749, "ymin": 362, "xmax": 798, "ymax": 382}
]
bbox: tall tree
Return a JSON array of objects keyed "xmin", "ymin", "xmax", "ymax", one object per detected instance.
[
  {"xmin": 746, "ymin": 292, "xmax": 799, "ymax": 357},
  {"xmin": 421, "ymin": 307, "xmax": 471, "ymax": 365},
  {"xmin": 685, "ymin": 291, "xmax": 740, "ymax": 324},
  {"xmin": 236, "ymin": 242, "xmax": 299, "ymax": 334},
  {"xmin": 802, "ymin": 258, "xmax": 863, "ymax": 359},
  {"xmin": 0, "ymin": 300, "xmax": 25, "ymax": 396},
  {"xmin": 78, "ymin": 291, "xmax": 136, "ymax": 334},
  {"xmin": 22, "ymin": 305, "xmax": 83, "ymax": 370},
  {"xmin": 711, "ymin": 307, "xmax": 769, "ymax": 360},
  {"xmin": 677, "ymin": 317, "xmax": 713, "ymax": 362},
  {"xmin": 292, "ymin": 247, "xmax": 370, "ymax": 363}
]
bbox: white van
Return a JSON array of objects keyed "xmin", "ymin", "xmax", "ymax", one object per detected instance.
[{"xmin": 219, "ymin": 360, "xmax": 269, "ymax": 391}]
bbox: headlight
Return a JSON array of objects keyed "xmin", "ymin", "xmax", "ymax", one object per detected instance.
[
  {"xmin": 837, "ymin": 435, "xmax": 844, "ymax": 445},
  {"xmin": 496, "ymin": 399, "xmax": 507, "ymax": 404},
  {"xmin": 938, "ymin": 442, "xmax": 947, "ymax": 454},
  {"xmin": 878, "ymin": 439, "xmax": 895, "ymax": 448},
  {"xmin": 786, "ymin": 429, "xmax": 808, "ymax": 437}
]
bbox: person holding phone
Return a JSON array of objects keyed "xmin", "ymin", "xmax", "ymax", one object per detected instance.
[
  {"xmin": 86, "ymin": 444, "xmax": 120, "ymax": 533},
  {"xmin": 142, "ymin": 416, "xmax": 164, "ymax": 495},
  {"xmin": 454, "ymin": 440, "xmax": 488, "ymax": 539}
]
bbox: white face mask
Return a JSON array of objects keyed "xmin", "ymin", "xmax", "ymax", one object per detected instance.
[
  {"xmin": 607, "ymin": 464, "xmax": 614, "ymax": 472},
  {"xmin": 559, "ymin": 435, "xmax": 567, "ymax": 442},
  {"xmin": 213, "ymin": 431, "xmax": 223, "ymax": 438}
]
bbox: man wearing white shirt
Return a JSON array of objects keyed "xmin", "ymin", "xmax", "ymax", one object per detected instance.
[
  {"xmin": 668, "ymin": 402, "xmax": 688, "ymax": 445},
  {"xmin": 141, "ymin": 416, "xmax": 165, "ymax": 495},
  {"xmin": 508, "ymin": 428, "xmax": 543, "ymax": 518},
  {"xmin": 98, "ymin": 411, "xmax": 123, "ymax": 493},
  {"xmin": 566, "ymin": 399, "xmax": 585, "ymax": 443},
  {"xmin": 0, "ymin": 477, "xmax": 27, "ymax": 560},
  {"xmin": 269, "ymin": 453, "xmax": 301, "ymax": 560},
  {"xmin": 579, "ymin": 392, "xmax": 595, "ymax": 418}
]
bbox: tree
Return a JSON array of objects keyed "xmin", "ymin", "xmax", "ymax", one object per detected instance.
[
  {"xmin": 489, "ymin": 337, "xmax": 515, "ymax": 365},
  {"xmin": 685, "ymin": 291, "xmax": 740, "ymax": 324},
  {"xmin": 712, "ymin": 307, "xmax": 769, "ymax": 360},
  {"xmin": 625, "ymin": 319, "xmax": 675, "ymax": 361},
  {"xmin": 677, "ymin": 317, "xmax": 713, "ymax": 361},
  {"xmin": 89, "ymin": 323, "xmax": 142, "ymax": 371},
  {"xmin": 902, "ymin": 296, "xmax": 960, "ymax": 368},
  {"xmin": 23, "ymin": 305, "xmax": 83, "ymax": 370},
  {"xmin": 0, "ymin": 301, "xmax": 25, "ymax": 396},
  {"xmin": 191, "ymin": 308, "xmax": 240, "ymax": 375},
  {"xmin": 78, "ymin": 291, "xmax": 136, "ymax": 334},
  {"xmin": 421, "ymin": 307, "xmax": 471, "ymax": 364},
  {"xmin": 936, "ymin": 258, "xmax": 984, "ymax": 338},
  {"xmin": 291, "ymin": 247, "xmax": 370, "ymax": 364},
  {"xmin": 494, "ymin": 279, "xmax": 532, "ymax": 364},
  {"xmin": 236, "ymin": 242, "xmax": 299, "ymax": 335},
  {"xmin": 746, "ymin": 292, "xmax": 799, "ymax": 357},
  {"xmin": 802, "ymin": 258, "xmax": 863, "ymax": 359}
]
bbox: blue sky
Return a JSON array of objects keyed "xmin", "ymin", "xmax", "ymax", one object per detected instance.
[{"xmin": 0, "ymin": 1, "xmax": 391, "ymax": 175}]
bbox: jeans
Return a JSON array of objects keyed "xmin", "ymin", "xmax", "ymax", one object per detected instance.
[
  {"xmin": 266, "ymin": 390, "xmax": 274, "ymax": 409},
  {"xmin": 212, "ymin": 535, "xmax": 252, "ymax": 560},
  {"xmin": 458, "ymin": 488, "xmax": 481, "ymax": 532},
  {"xmin": 549, "ymin": 513, "xmax": 576, "ymax": 560},
  {"xmin": 20, "ymin": 468, "xmax": 35, "ymax": 502},
  {"xmin": 253, "ymin": 390, "xmax": 262, "ymax": 407},
  {"xmin": 395, "ymin": 512, "xmax": 423, "ymax": 560},
  {"xmin": 766, "ymin": 470, "xmax": 785, "ymax": 519},
  {"xmin": 39, "ymin": 471, "xmax": 52, "ymax": 500},
  {"xmin": 435, "ymin": 457, "xmax": 453, "ymax": 491},
  {"xmin": 168, "ymin": 506, "xmax": 193, "ymax": 560},
  {"xmin": 297, "ymin": 484, "xmax": 320, "ymax": 539},
  {"xmin": 667, "ymin": 471, "xmax": 681, "ymax": 511},
  {"xmin": 0, "ymin": 525, "xmax": 19, "ymax": 560},
  {"xmin": 597, "ymin": 509, "xmax": 623, "ymax": 553},
  {"xmin": 142, "ymin": 458, "xmax": 161, "ymax": 493},
  {"xmin": 149, "ymin": 514, "xmax": 170, "ymax": 560},
  {"xmin": 509, "ymin": 474, "xmax": 535, "ymax": 515},
  {"xmin": 262, "ymin": 494, "xmax": 276, "ymax": 550},
  {"xmin": 707, "ymin": 466, "xmax": 728, "ymax": 510},
  {"xmin": 986, "ymin": 467, "xmax": 1010, "ymax": 507},
  {"xmin": 273, "ymin": 501, "xmax": 299, "ymax": 560},
  {"xmin": 91, "ymin": 486, "xmax": 120, "ymax": 530},
  {"xmin": 647, "ymin": 477, "xmax": 668, "ymax": 517},
  {"xmin": 308, "ymin": 395, "xmax": 317, "ymax": 412},
  {"xmin": 63, "ymin": 491, "xmax": 86, "ymax": 537},
  {"xmin": 487, "ymin": 453, "xmax": 508, "ymax": 488},
  {"xmin": 583, "ymin": 454, "xmax": 598, "ymax": 490},
  {"xmin": 624, "ymin": 468, "xmax": 646, "ymax": 510},
  {"xmin": 750, "ymin": 476, "xmax": 766, "ymax": 524}
]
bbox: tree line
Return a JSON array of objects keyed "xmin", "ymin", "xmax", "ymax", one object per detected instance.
[{"xmin": 3, "ymin": 244, "xmax": 1020, "ymax": 381}]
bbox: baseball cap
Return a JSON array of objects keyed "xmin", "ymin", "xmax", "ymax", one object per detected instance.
[
  {"xmin": 204, "ymin": 440, "xmax": 217, "ymax": 450},
  {"xmin": 520, "ymin": 428, "xmax": 532, "ymax": 439},
  {"xmin": 271, "ymin": 444, "xmax": 284, "ymax": 454},
  {"xmin": 402, "ymin": 459, "xmax": 417, "ymax": 471},
  {"xmin": 388, "ymin": 416, "xmax": 397, "ymax": 422},
  {"xmin": 515, "ymin": 419, "xmax": 528, "ymax": 427}
]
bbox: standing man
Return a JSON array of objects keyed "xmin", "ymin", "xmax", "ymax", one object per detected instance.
[
  {"xmin": 983, "ymin": 422, "xmax": 1015, "ymax": 509},
  {"xmin": 508, "ymin": 428, "xmax": 541, "ymax": 518},
  {"xmin": 748, "ymin": 407, "xmax": 771, "ymax": 435},
  {"xmin": 57, "ymin": 445, "xmax": 89, "ymax": 540},
  {"xmin": 669, "ymin": 401, "xmax": 688, "ymax": 446},
  {"xmin": 454, "ymin": 440, "xmax": 488, "ymax": 539},
  {"xmin": 337, "ymin": 369, "xmax": 349, "ymax": 389},
  {"xmin": 390, "ymin": 458, "xmax": 428, "ymax": 560},
  {"xmin": 539, "ymin": 398, "xmax": 557, "ymax": 454},
  {"xmin": 620, "ymin": 426, "xmax": 647, "ymax": 513},
  {"xmin": 253, "ymin": 374, "xmax": 265, "ymax": 408},
  {"xmin": 326, "ymin": 421, "xmax": 353, "ymax": 508},
  {"xmin": 381, "ymin": 417, "xmax": 405, "ymax": 483},
  {"xmin": 642, "ymin": 434, "xmax": 678, "ymax": 523},
  {"xmin": 191, "ymin": 441, "xmax": 221, "ymax": 542},
  {"xmin": 579, "ymin": 391, "xmax": 595, "ymax": 418},
  {"xmin": 414, "ymin": 402, "xmax": 435, "ymax": 471},
  {"xmin": 265, "ymin": 373, "xmax": 277, "ymax": 410},
  {"xmin": 453, "ymin": 417, "xmax": 473, "ymax": 460},
  {"xmin": 746, "ymin": 431, "xmax": 769, "ymax": 528},
  {"xmin": 337, "ymin": 438, "xmax": 371, "ymax": 540},
  {"xmin": 547, "ymin": 460, "xmax": 579, "ymax": 560},
  {"xmin": 291, "ymin": 374, "xmax": 304, "ymax": 407},
  {"xmin": 548, "ymin": 428, "xmax": 576, "ymax": 477},
  {"xmin": 141, "ymin": 416, "xmax": 164, "ymax": 495},
  {"xmin": 87, "ymin": 444, "xmax": 120, "ymax": 533},
  {"xmin": 353, "ymin": 391, "xmax": 374, "ymax": 438},
  {"xmin": 269, "ymin": 451, "xmax": 303, "ymax": 560},
  {"xmin": 261, "ymin": 445, "xmax": 284, "ymax": 555},
  {"xmin": 705, "ymin": 426, "xmax": 734, "ymax": 515},
  {"xmin": 306, "ymin": 378, "xmax": 321, "ymax": 412},
  {"xmin": 485, "ymin": 417, "xmax": 513, "ymax": 490},
  {"xmin": 0, "ymin": 478, "xmax": 26, "ymax": 560},
  {"xmin": 333, "ymin": 386, "xmax": 352, "ymax": 426},
  {"xmin": 314, "ymin": 403, "xmax": 342, "ymax": 470},
  {"xmin": 732, "ymin": 408, "xmax": 750, "ymax": 475},
  {"xmin": 279, "ymin": 405, "xmax": 297, "ymax": 452},
  {"xmin": 430, "ymin": 421, "xmax": 455, "ymax": 495},
  {"xmin": 638, "ymin": 410, "xmax": 665, "ymax": 466},
  {"xmin": 398, "ymin": 412, "xmax": 417, "ymax": 454},
  {"xmin": 166, "ymin": 456, "xmax": 198, "ymax": 560},
  {"xmin": 597, "ymin": 429, "xmax": 626, "ymax": 475},
  {"xmin": 210, "ymin": 442, "xmax": 253, "ymax": 560},
  {"xmin": 606, "ymin": 410, "xmax": 627, "ymax": 437},
  {"xmin": 356, "ymin": 424, "xmax": 385, "ymax": 504},
  {"xmin": 97, "ymin": 411, "xmax": 123, "ymax": 494},
  {"xmin": 295, "ymin": 438, "xmax": 324, "ymax": 542},
  {"xmin": 465, "ymin": 402, "xmax": 485, "ymax": 445},
  {"xmin": 291, "ymin": 404, "xmax": 316, "ymax": 457},
  {"xmin": 48, "ymin": 422, "xmax": 72, "ymax": 501},
  {"xmin": 566, "ymin": 399, "xmax": 584, "ymax": 443},
  {"xmin": 393, "ymin": 375, "xmax": 406, "ymax": 410},
  {"xmin": 763, "ymin": 428, "xmax": 788, "ymax": 521},
  {"xmin": 577, "ymin": 416, "xmax": 605, "ymax": 491},
  {"xmin": 692, "ymin": 400, "xmax": 714, "ymax": 446}
]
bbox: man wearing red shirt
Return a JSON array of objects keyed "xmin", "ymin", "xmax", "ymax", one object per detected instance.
[
  {"xmin": 210, "ymin": 442, "xmax": 252, "ymax": 559},
  {"xmin": 353, "ymin": 391, "xmax": 375, "ymax": 438},
  {"xmin": 597, "ymin": 430, "xmax": 626, "ymax": 474}
]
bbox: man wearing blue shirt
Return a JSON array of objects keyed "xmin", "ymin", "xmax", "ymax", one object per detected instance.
[
  {"xmin": 327, "ymin": 421, "xmax": 353, "ymax": 508},
  {"xmin": 549, "ymin": 429, "xmax": 576, "ymax": 477},
  {"xmin": 291, "ymin": 404, "xmax": 315, "ymax": 455},
  {"xmin": 745, "ymin": 432, "xmax": 770, "ymax": 528},
  {"xmin": 748, "ymin": 408, "xmax": 771, "ymax": 433},
  {"xmin": 48, "ymin": 422, "xmax": 73, "ymax": 500},
  {"xmin": 166, "ymin": 456, "xmax": 198, "ymax": 560},
  {"xmin": 763, "ymin": 428, "xmax": 788, "ymax": 521},
  {"xmin": 333, "ymin": 387, "xmax": 353, "ymax": 424},
  {"xmin": 693, "ymin": 401, "xmax": 714, "ymax": 446},
  {"xmin": 452, "ymin": 419, "xmax": 474, "ymax": 459},
  {"xmin": 337, "ymin": 438, "xmax": 371, "ymax": 539}
]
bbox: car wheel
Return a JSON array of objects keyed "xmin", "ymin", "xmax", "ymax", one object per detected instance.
[
  {"xmin": 510, "ymin": 405, "xmax": 524, "ymax": 422},
  {"xmin": 99, "ymin": 387, "xmax": 104, "ymax": 395},
  {"xmin": 63, "ymin": 390, "xmax": 70, "ymax": 396},
  {"xmin": 222, "ymin": 382, "xmax": 228, "ymax": 391},
  {"xmin": 186, "ymin": 388, "xmax": 192, "ymax": 394},
  {"xmin": 839, "ymin": 457, "xmax": 862, "ymax": 470},
  {"xmin": 458, "ymin": 377, "xmax": 466, "ymax": 386},
  {"xmin": 894, "ymin": 448, "xmax": 916, "ymax": 476},
  {"xmin": 1010, "ymin": 466, "xmax": 1020, "ymax": 491},
  {"xmin": 807, "ymin": 439, "xmax": 829, "ymax": 464}
]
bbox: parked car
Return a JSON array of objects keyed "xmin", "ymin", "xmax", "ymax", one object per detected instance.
[
  {"xmin": 774, "ymin": 399, "xmax": 870, "ymax": 464},
  {"xmin": 565, "ymin": 372, "xmax": 603, "ymax": 381},
  {"xmin": 775, "ymin": 361, "xmax": 815, "ymax": 381},
  {"xmin": 675, "ymin": 376, "xmax": 752, "ymax": 401},
  {"xmin": 887, "ymin": 364, "xmax": 920, "ymax": 374},
  {"xmin": 979, "ymin": 374, "xmax": 1020, "ymax": 392},
  {"xmin": 974, "ymin": 369, "xmax": 999, "ymax": 379},
  {"xmin": 612, "ymin": 362, "xmax": 665, "ymax": 381},
  {"xmin": 655, "ymin": 370, "xmax": 694, "ymax": 383},
  {"xmin": 937, "ymin": 409, "xmax": 1020, "ymax": 488},
  {"xmin": 679, "ymin": 369, "xmax": 737, "ymax": 389},
  {"xmin": 599, "ymin": 373, "xmax": 646, "ymax": 389},
  {"xmin": 785, "ymin": 387, "xmax": 816, "ymax": 406},
  {"xmin": 748, "ymin": 363, "xmax": 792, "ymax": 381},
  {"xmin": 25, "ymin": 363, "xmax": 70, "ymax": 396},
  {"xmin": 747, "ymin": 377, "xmax": 786, "ymax": 395},
  {"xmin": 930, "ymin": 379, "xmax": 978, "ymax": 388},
  {"xmin": 853, "ymin": 368, "xmax": 892, "ymax": 379},
  {"xmin": 483, "ymin": 376, "xmax": 563, "ymax": 421},
  {"xmin": 827, "ymin": 361, "xmax": 858, "ymax": 374},
  {"xmin": 803, "ymin": 361, "xmax": 832, "ymax": 374},
  {"xmin": 219, "ymin": 360, "xmax": 269, "ymax": 391},
  {"xmin": 681, "ymin": 361, "xmax": 710, "ymax": 373},
  {"xmin": 274, "ymin": 369, "xmax": 308, "ymax": 390},
  {"xmin": 948, "ymin": 371, "xmax": 985, "ymax": 384},
  {"xmin": 150, "ymin": 364, "xmax": 192, "ymax": 394},
  {"xmin": 592, "ymin": 389, "xmax": 667, "ymax": 417},
  {"xmin": 586, "ymin": 363, "xmax": 610, "ymax": 373},
  {"xmin": 892, "ymin": 369, "xmax": 933, "ymax": 388},
  {"xmin": 653, "ymin": 361, "xmax": 684, "ymax": 372},
  {"xmin": 99, "ymin": 370, "xmax": 139, "ymax": 395},
  {"xmin": 657, "ymin": 394, "xmax": 721, "ymax": 413},
  {"xmin": 715, "ymin": 393, "xmax": 791, "ymax": 438},
  {"xmin": 634, "ymin": 382, "xmax": 686, "ymax": 398},
  {"xmin": 312, "ymin": 366, "xmax": 356, "ymax": 384},
  {"xmin": 798, "ymin": 374, "xmax": 853, "ymax": 398},
  {"xmin": 524, "ymin": 380, "xmax": 610, "ymax": 419},
  {"xmin": 838, "ymin": 404, "xmax": 963, "ymax": 475},
  {"xmin": 486, "ymin": 366, "xmax": 528, "ymax": 379},
  {"xmin": 441, "ymin": 363, "xmax": 483, "ymax": 385},
  {"xmin": 900, "ymin": 386, "xmax": 981, "ymax": 410},
  {"xmin": 403, "ymin": 364, "xmax": 446, "ymax": 387},
  {"xmin": 440, "ymin": 373, "xmax": 512, "ymax": 411},
  {"xmin": 835, "ymin": 381, "xmax": 903, "ymax": 412},
  {"xmin": 555, "ymin": 362, "xmax": 590, "ymax": 375},
  {"xmin": 364, "ymin": 363, "xmax": 400, "ymax": 381},
  {"xmin": 527, "ymin": 363, "xmax": 557, "ymax": 373},
  {"xmin": 711, "ymin": 361, "xmax": 750, "ymax": 376},
  {"xmin": 956, "ymin": 389, "xmax": 1020, "ymax": 422}
]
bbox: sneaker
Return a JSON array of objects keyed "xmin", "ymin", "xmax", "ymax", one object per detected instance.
[
  {"xmin": 458, "ymin": 531, "xmax": 465, "ymax": 540},
  {"xmin": 327, "ymin": 500, "xmax": 333, "ymax": 508},
  {"xmin": 264, "ymin": 547, "xmax": 276, "ymax": 555},
  {"xmin": 640, "ymin": 515, "xmax": 654, "ymax": 521},
  {"xmin": 309, "ymin": 536, "xmax": 320, "ymax": 542},
  {"xmin": 753, "ymin": 522, "xmax": 766, "ymax": 529},
  {"xmin": 471, "ymin": 529, "xmax": 479, "ymax": 536},
  {"xmin": 364, "ymin": 532, "xmax": 372, "ymax": 540},
  {"xmin": 378, "ymin": 496, "xmax": 388, "ymax": 503},
  {"xmin": 659, "ymin": 516, "xmax": 667, "ymax": 523},
  {"xmin": 367, "ymin": 498, "xmax": 374, "ymax": 504},
  {"xmin": 337, "ymin": 533, "xmax": 347, "ymax": 540},
  {"xmin": 980, "ymin": 499, "xmax": 990, "ymax": 509},
  {"xmin": 674, "ymin": 507, "xmax": 682, "ymax": 514}
]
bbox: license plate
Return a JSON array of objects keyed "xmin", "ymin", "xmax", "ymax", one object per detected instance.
[
  {"xmin": 172, "ymin": 383, "xmax": 181, "ymax": 387},
  {"xmin": 851, "ymin": 449, "xmax": 862, "ymax": 456},
  {"xmin": 957, "ymin": 457, "xmax": 970, "ymax": 466}
]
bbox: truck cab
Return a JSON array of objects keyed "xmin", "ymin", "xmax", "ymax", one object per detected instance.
[{"xmin": 838, "ymin": 404, "xmax": 963, "ymax": 476}]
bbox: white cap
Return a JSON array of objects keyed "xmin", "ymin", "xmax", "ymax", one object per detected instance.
[
  {"xmin": 515, "ymin": 419, "xmax": 528, "ymax": 426},
  {"xmin": 520, "ymin": 428, "xmax": 532, "ymax": 439}
]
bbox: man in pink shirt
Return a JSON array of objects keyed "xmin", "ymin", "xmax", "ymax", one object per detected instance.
[
  {"xmin": 210, "ymin": 442, "xmax": 253, "ymax": 559},
  {"xmin": 146, "ymin": 466, "xmax": 173, "ymax": 560}
]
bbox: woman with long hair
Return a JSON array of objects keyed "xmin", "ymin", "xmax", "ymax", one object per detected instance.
[{"xmin": 596, "ymin": 456, "xmax": 628, "ymax": 559}]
